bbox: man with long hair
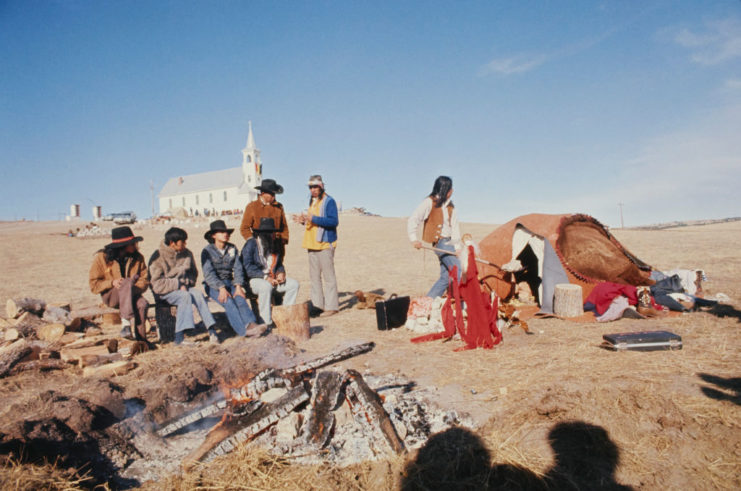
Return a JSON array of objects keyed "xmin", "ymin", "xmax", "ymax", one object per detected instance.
[
  {"xmin": 240, "ymin": 217, "xmax": 299, "ymax": 325},
  {"xmin": 408, "ymin": 175, "xmax": 462, "ymax": 298},
  {"xmin": 295, "ymin": 174, "xmax": 339, "ymax": 317},
  {"xmin": 89, "ymin": 226, "xmax": 150, "ymax": 343}
]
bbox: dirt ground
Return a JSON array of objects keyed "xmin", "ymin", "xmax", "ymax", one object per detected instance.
[{"xmin": 0, "ymin": 215, "xmax": 739, "ymax": 489}]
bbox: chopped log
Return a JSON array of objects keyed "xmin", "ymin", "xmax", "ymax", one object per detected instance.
[
  {"xmin": 183, "ymin": 385, "xmax": 309, "ymax": 468},
  {"xmin": 0, "ymin": 317, "xmax": 12, "ymax": 328},
  {"xmin": 0, "ymin": 339, "xmax": 33, "ymax": 377},
  {"xmin": 6, "ymin": 297, "xmax": 46, "ymax": 319},
  {"xmin": 42, "ymin": 306, "xmax": 72, "ymax": 325},
  {"xmin": 67, "ymin": 306, "xmax": 120, "ymax": 320},
  {"xmin": 37, "ymin": 323, "xmax": 66, "ymax": 343},
  {"xmin": 61, "ymin": 344, "xmax": 117, "ymax": 364},
  {"xmin": 9, "ymin": 359, "xmax": 68, "ymax": 375},
  {"xmin": 4, "ymin": 328, "xmax": 20, "ymax": 342},
  {"xmin": 83, "ymin": 360, "xmax": 136, "ymax": 378},
  {"xmin": 14, "ymin": 312, "xmax": 43, "ymax": 338},
  {"xmin": 58, "ymin": 332, "xmax": 85, "ymax": 345},
  {"xmin": 102, "ymin": 312, "xmax": 121, "ymax": 325},
  {"xmin": 79, "ymin": 352, "xmax": 123, "ymax": 368},
  {"xmin": 553, "ymin": 284, "xmax": 584, "ymax": 318},
  {"xmin": 272, "ymin": 302, "xmax": 310, "ymax": 342},
  {"xmin": 85, "ymin": 326, "xmax": 103, "ymax": 337},
  {"xmin": 304, "ymin": 371, "xmax": 344, "ymax": 449},
  {"xmin": 345, "ymin": 370, "xmax": 405, "ymax": 455}
]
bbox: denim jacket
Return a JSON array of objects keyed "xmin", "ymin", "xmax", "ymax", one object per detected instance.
[{"xmin": 201, "ymin": 242, "xmax": 243, "ymax": 290}]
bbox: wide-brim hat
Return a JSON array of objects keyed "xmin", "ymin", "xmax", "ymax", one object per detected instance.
[
  {"xmin": 204, "ymin": 219, "xmax": 235, "ymax": 243},
  {"xmin": 253, "ymin": 217, "xmax": 279, "ymax": 234},
  {"xmin": 254, "ymin": 178, "xmax": 284, "ymax": 195},
  {"xmin": 108, "ymin": 226, "xmax": 143, "ymax": 248}
]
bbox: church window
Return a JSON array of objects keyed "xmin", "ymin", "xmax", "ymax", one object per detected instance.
[
  {"xmin": 209, "ymin": 193, "xmax": 213, "ymax": 204},
  {"xmin": 223, "ymin": 191, "xmax": 228, "ymax": 201},
  {"xmin": 169, "ymin": 199, "xmax": 172, "ymax": 209},
  {"xmin": 182, "ymin": 197, "xmax": 186, "ymax": 206},
  {"xmin": 196, "ymin": 195, "xmax": 199, "ymax": 205},
  {"xmin": 247, "ymin": 155, "xmax": 251, "ymax": 163}
]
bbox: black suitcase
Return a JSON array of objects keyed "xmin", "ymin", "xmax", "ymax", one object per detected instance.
[
  {"xmin": 602, "ymin": 330, "xmax": 682, "ymax": 351},
  {"xmin": 375, "ymin": 294, "xmax": 410, "ymax": 330}
]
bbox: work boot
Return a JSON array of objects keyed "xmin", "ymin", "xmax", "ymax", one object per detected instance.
[{"xmin": 245, "ymin": 322, "xmax": 267, "ymax": 337}]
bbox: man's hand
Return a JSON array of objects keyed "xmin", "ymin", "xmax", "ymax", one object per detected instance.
[
  {"xmin": 275, "ymin": 271, "xmax": 286, "ymax": 284},
  {"xmin": 234, "ymin": 285, "xmax": 246, "ymax": 298},
  {"xmin": 112, "ymin": 278, "xmax": 124, "ymax": 289},
  {"xmin": 180, "ymin": 285, "xmax": 187, "ymax": 292},
  {"xmin": 218, "ymin": 287, "xmax": 230, "ymax": 304},
  {"xmin": 412, "ymin": 240, "xmax": 423, "ymax": 250}
]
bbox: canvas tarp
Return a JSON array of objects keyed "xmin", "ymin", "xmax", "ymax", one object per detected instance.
[{"xmin": 477, "ymin": 213, "xmax": 653, "ymax": 314}]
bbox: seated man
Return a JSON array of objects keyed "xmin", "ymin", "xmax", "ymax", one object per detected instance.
[
  {"xmin": 89, "ymin": 226, "xmax": 150, "ymax": 344},
  {"xmin": 201, "ymin": 220, "xmax": 266, "ymax": 338},
  {"xmin": 149, "ymin": 227, "xmax": 218, "ymax": 345},
  {"xmin": 241, "ymin": 217, "xmax": 299, "ymax": 325}
]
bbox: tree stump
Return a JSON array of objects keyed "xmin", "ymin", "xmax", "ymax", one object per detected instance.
[
  {"xmin": 272, "ymin": 302, "xmax": 310, "ymax": 342},
  {"xmin": 154, "ymin": 304, "xmax": 176, "ymax": 343},
  {"xmin": 553, "ymin": 284, "xmax": 584, "ymax": 318}
]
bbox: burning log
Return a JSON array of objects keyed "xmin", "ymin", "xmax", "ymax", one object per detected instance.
[
  {"xmin": 344, "ymin": 370, "xmax": 405, "ymax": 455},
  {"xmin": 304, "ymin": 371, "xmax": 344, "ymax": 449},
  {"xmin": 156, "ymin": 399, "xmax": 230, "ymax": 437},
  {"xmin": 6, "ymin": 297, "xmax": 46, "ymax": 319},
  {"xmin": 183, "ymin": 385, "xmax": 309, "ymax": 468}
]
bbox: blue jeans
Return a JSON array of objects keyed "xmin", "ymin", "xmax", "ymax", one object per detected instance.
[
  {"xmin": 249, "ymin": 277, "xmax": 299, "ymax": 324},
  {"xmin": 205, "ymin": 280, "xmax": 256, "ymax": 336},
  {"xmin": 161, "ymin": 287, "xmax": 216, "ymax": 333},
  {"xmin": 427, "ymin": 238, "xmax": 461, "ymax": 298}
]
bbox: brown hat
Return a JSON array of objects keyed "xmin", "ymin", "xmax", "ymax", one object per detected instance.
[
  {"xmin": 108, "ymin": 226, "xmax": 142, "ymax": 248},
  {"xmin": 204, "ymin": 220, "xmax": 234, "ymax": 243}
]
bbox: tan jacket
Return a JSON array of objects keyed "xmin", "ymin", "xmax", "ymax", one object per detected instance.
[
  {"xmin": 89, "ymin": 250, "xmax": 149, "ymax": 295},
  {"xmin": 148, "ymin": 241, "xmax": 199, "ymax": 295},
  {"xmin": 240, "ymin": 199, "xmax": 289, "ymax": 244}
]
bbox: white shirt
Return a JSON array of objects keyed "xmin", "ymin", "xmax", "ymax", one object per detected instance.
[{"xmin": 407, "ymin": 197, "xmax": 461, "ymax": 248}]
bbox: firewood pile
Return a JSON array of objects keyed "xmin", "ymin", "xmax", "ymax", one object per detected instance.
[{"xmin": 0, "ymin": 296, "xmax": 142, "ymax": 378}]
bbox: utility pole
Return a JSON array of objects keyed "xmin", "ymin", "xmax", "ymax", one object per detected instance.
[
  {"xmin": 150, "ymin": 180, "xmax": 155, "ymax": 218},
  {"xmin": 618, "ymin": 202, "xmax": 624, "ymax": 229}
]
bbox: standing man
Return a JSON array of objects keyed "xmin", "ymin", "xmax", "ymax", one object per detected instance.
[
  {"xmin": 240, "ymin": 178, "xmax": 289, "ymax": 247},
  {"xmin": 149, "ymin": 227, "xmax": 218, "ymax": 345},
  {"xmin": 89, "ymin": 226, "xmax": 150, "ymax": 343},
  {"xmin": 296, "ymin": 175, "xmax": 339, "ymax": 317}
]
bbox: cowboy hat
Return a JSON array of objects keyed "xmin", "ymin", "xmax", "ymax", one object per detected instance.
[
  {"xmin": 254, "ymin": 178, "xmax": 284, "ymax": 195},
  {"xmin": 108, "ymin": 226, "xmax": 143, "ymax": 248},
  {"xmin": 204, "ymin": 219, "xmax": 235, "ymax": 243},
  {"xmin": 253, "ymin": 217, "xmax": 279, "ymax": 234}
]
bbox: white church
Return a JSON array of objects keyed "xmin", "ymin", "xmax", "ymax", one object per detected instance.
[{"xmin": 158, "ymin": 122, "xmax": 263, "ymax": 216}]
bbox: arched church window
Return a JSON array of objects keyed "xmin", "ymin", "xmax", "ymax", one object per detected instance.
[
  {"xmin": 223, "ymin": 191, "xmax": 228, "ymax": 202},
  {"xmin": 182, "ymin": 197, "xmax": 186, "ymax": 206},
  {"xmin": 209, "ymin": 193, "xmax": 213, "ymax": 204},
  {"xmin": 246, "ymin": 155, "xmax": 251, "ymax": 163},
  {"xmin": 195, "ymin": 195, "xmax": 199, "ymax": 205}
]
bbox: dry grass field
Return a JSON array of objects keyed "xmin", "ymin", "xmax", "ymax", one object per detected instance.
[{"xmin": 0, "ymin": 215, "xmax": 739, "ymax": 489}]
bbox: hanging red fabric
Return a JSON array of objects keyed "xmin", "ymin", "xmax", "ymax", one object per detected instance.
[{"xmin": 411, "ymin": 246, "xmax": 502, "ymax": 350}]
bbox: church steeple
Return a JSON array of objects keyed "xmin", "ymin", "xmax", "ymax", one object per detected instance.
[{"xmin": 241, "ymin": 121, "xmax": 262, "ymax": 187}]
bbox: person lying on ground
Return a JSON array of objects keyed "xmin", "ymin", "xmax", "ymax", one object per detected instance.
[
  {"xmin": 149, "ymin": 227, "xmax": 218, "ymax": 345},
  {"xmin": 201, "ymin": 220, "xmax": 266, "ymax": 338}
]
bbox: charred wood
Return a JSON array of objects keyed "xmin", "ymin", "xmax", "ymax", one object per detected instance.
[{"xmin": 304, "ymin": 371, "xmax": 344, "ymax": 449}]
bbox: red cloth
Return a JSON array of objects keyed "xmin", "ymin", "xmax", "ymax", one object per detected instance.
[
  {"xmin": 411, "ymin": 246, "xmax": 502, "ymax": 350},
  {"xmin": 584, "ymin": 282, "xmax": 638, "ymax": 316}
]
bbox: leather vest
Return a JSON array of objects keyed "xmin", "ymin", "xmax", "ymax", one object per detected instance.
[{"xmin": 422, "ymin": 203, "xmax": 454, "ymax": 244}]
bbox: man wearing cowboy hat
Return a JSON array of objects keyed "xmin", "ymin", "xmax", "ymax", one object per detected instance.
[
  {"xmin": 201, "ymin": 220, "xmax": 266, "ymax": 338},
  {"xmin": 240, "ymin": 217, "xmax": 299, "ymax": 325},
  {"xmin": 239, "ymin": 178, "xmax": 290, "ymax": 247},
  {"xmin": 89, "ymin": 226, "xmax": 150, "ymax": 343}
]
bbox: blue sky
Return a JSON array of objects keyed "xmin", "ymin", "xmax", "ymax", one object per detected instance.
[{"xmin": 1, "ymin": 1, "xmax": 739, "ymax": 226}]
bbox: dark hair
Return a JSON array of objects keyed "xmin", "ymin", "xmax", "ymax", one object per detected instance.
[
  {"xmin": 164, "ymin": 227, "xmax": 188, "ymax": 245},
  {"xmin": 308, "ymin": 187, "xmax": 325, "ymax": 206},
  {"xmin": 257, "ymin": 233, "xmax": 282, "ymax": 257},
  {"xmin": 103, "ymin": 245, "xmax": 123, "ymax": 262},
  {"xmin": 429, "ymin": 176, "xmax": 453, "ymax": 208}
]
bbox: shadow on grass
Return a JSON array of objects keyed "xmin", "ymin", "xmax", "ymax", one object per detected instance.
[
  {"xmin": 698, "ymin": 373, "xmax": 741, "ymax": 406},
  {"xmin": 402, "ymin": 421, "xmax": 632, "ymax": 490},
  {"xmin": 706, "ymin": 304, "xmax": 741, "ymax": 322}
]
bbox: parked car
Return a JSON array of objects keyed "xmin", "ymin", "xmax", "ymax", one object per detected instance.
[{"xmin": 111, "ymin": 211, "xmax": 137, "ymax": 224}]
